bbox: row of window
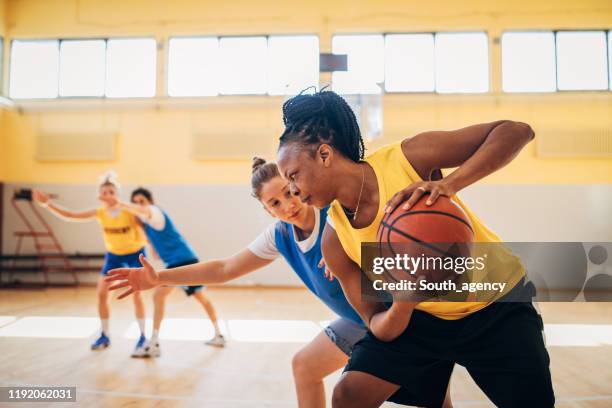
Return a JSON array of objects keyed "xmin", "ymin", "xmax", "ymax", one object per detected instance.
[{"xmin": 6, "ymin": 30, "xmax": 612, "ymax": 99}]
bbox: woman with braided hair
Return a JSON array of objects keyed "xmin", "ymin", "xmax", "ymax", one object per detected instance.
[
  {"xmin": 276, "ymin": 90, "xmax": 554, "ymax": 408},
  {"xmin": 104, "ymin": 158, "xmax": 443, "ymax": 407}
]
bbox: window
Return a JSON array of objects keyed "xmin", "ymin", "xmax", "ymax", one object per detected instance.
[
  {"xmin": 434, "ymin": 32, "xmax": 489, "ymax": 93},
  {"xmin": 502, "ymin": 30, "xmax": 611, "ymax": 92},
  {"xmin": 59, "ymin": 40, "xmax": 106, "ymax": 97},
  {"xmin": 10, "ymin": 38, "xmax": 156, "ymax": 99},
  {"xmin": 167, "ymin": 35, "xmax": 319, "ymax": 96},
  {"xmin": 168, "ymin": 37, "xmax": 220, "ymax": 97},
  {"xmin": 556, "ymin": 31, "xmax": 608, "ymax": 91},
  {"xmin": 609, "ymin": 31, "xmax": 612, "ymax": 91},
  {"xmin": 267, "ymin": 35, "xmax": 319, "ymax": 95},
  {"xmin": 385, "ymin": 34, "xmax": 435, "ymax": 92},
  {"xmin": 9, "ymin": 40, "xmax": 59, "ymax": 99},
  {"xmin": 340, "ymin": 32, "xmax": 488, "ymax": 94},
  {"xmin": 332, "ymin": 35, "xmax": 384, "ymax": 94},
  {"xmin": 502, "ymin": 32, "xmax": 556, "ymax": 92},
  {"xmin": 218, "ymin": 36, "xmax": 268, "ymax": 95},
  {"xmin": 0, "ymin": 37, "xmax": 4, "ymax": 95},
  {"xmin": 105, "ymin": 38, "xmax": 157, "ymax": 98}
]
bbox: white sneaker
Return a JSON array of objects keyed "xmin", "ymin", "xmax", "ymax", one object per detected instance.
[
  {"xmin": 205, "ymin": 334, "xmax": 226, "ymax": 348},
  {"xmin": 143, "ymin": 340, "xmax": 161, "ymax": 357},
  {"xmin": 131, "ymin": 334, "xmax": 148, "ymax": 358}
]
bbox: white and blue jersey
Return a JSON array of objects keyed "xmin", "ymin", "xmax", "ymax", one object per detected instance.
[
  {"xmin": 140, "ymin": 206, "xmax": 198, "ymax": 268},
  {"xmin": 248, "ymin": 207, "xmax": 364, "ymax": 326}
]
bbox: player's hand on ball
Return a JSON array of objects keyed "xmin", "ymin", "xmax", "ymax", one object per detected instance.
[
  {"xmin": 105, "ymin": 254, "xmax": 160, "ymax": 299},
  {"xmin": 384, "ymin": 180, "xmax": 456, "ymax": 213}
]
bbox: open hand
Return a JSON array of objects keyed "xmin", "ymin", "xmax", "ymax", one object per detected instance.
[{"xmin": 105, "ymin": 254, "xmax": 160, "ymax": 299}]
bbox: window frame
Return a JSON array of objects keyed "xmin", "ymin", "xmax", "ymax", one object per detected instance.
[
  {"xmin": 333, "ymin": 30, "xmax": 491, "ymax": 95},
  {"xmin": 501, "ymin": 29, "xmax": 612, "ymax": 93},
  {"xmin": 166, "ymin": 33, "xmax": 320, "ymax": 97},
  {"xmin": 8, "ymin": 36, "xmax": 158, "ymax": 100}
]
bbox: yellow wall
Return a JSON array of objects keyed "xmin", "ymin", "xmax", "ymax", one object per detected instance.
[
  {"xmin": 1, "ymin": 0, "xmax": 612, "ymax": 185},
  {"xmin": 1, "ymin": 0, "xmax": 7, "ymax": 181}
]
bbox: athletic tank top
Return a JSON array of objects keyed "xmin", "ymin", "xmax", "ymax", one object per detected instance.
[
  {"xmin": 95, "ymin": 207, "xmax": 146, "ymax": 255},
  {"xmin": 328, "ymin": 141, "xmax": 525, "ymax": 320},
  {"xmin": 143, "ymin": 208, "xmax": 198, "ymax": 267},
  {"xmin": 275, "ymin": 207, "xmax": 364, "ymax": 325}
]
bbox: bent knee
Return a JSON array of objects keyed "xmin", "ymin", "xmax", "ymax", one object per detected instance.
[
  {"xmin": 291, "ymin": 349, "xmax": 313, "ymax": 380},
  {"xmin": 332, "ymin": 378, "xmax": 359, "ymax": 408}
]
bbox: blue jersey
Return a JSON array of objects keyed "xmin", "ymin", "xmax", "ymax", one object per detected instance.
[
  {"xmin": 143, "ymin": 208, "xmax": 198, "ymax": 267},
  {"xmin": 274, "ymin": 207, "xmax": 364, "ymax": 326}
]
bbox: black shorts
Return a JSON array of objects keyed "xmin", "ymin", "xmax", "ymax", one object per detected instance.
[
  {"xmin": 166, "ymin": 259, "xmax": 204, "ymax": 296},
  {"xmin": 346, "ymin": 283, "xmax": 554, "ymax": 407}
]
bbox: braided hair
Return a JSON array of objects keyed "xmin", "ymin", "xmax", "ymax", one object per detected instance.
[{"xmin": 279, "ymin": 90, "xmax": 365, "ymax": 162}]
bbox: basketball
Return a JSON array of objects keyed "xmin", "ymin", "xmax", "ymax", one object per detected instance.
[{"xmin": 377, "ymin": 194, "xmax": 475, "ymax": 290}]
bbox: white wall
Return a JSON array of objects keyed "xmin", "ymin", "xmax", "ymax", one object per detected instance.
[{"xmin": 3, "ymin": 183, "xmax": 612, "ymax": 285}]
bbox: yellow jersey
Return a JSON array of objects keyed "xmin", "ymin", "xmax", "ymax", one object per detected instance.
[
  {"xmin": 95, "ymin": 207, "xmax": 146, "ymax": 255},
  {"xmin": 328, "ymin": 141, "xmax": 525, "ymax": 320}
]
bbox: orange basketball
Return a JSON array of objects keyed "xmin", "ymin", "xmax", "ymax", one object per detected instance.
[{"xmin": 376, "ymin": 194, "xmax": 475, "ymax": 289}]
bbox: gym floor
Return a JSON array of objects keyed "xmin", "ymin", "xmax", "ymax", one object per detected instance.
[{"xmin": 1, "ymin": 287, "xmax": 611, "ymax": 408}]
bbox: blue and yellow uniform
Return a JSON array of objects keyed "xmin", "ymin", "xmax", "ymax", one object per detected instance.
[{"xmin": 95, "ymin": 207, "xmax": 146, "ymax": 275}]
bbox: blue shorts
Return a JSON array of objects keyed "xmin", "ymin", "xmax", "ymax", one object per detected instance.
[
  {"xmin": 166, "ymin": 258, "xmax": 205, "ymax": 296},
  {"xmin": 101, "ymin": 248, "xmax": 146, "ymax": 276}
]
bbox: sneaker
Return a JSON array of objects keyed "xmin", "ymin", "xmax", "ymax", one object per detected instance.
[
  {"xmin": 205, "ymin": 334, "xmax": 226, "ymax": 348},
  {"xmin": 143, "ymin": 340, "xmax": 161, "ymax": 358},
  {"xmin": 131, "ymin": 334, "xmax": 147, "ymax": 358},
  {"xmin": 91, "ymin": 332, "xmax": 110, "ymax": 350}
]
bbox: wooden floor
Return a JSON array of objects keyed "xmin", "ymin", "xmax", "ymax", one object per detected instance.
[{"xmin": 0, "ymin": 287, "xmax": 611, "ymax": 408}]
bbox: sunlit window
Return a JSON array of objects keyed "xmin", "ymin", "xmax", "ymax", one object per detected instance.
[
  {"xmin": 105, "ymin": 38, "xmax": 157, "ymax": 98},
  {"xmin": 434, "ymin": 32, "xmax": 489, "ymax": 93},
  {"xmin": 10, "ymin": 40, "xmax": 59, "ymax": 99},
  {"xmin": 218, "ymin": 36, "xmax": 268, "ymax": 95},
  {"xmin": 502, "ymin": 32, "xmax": 556, "ymax": 92},
  {"xmin": 332, "ymin": 35, "xmax": 384, "ymax": 94},
  {"xmin": 556, "ymin": 31, "xmax": 608, "ymax": 91},
  {"xmin": 59, "ymin": 40, "xmax": 106, "ymax": 97},
  {"xmin": 267, "ymin": 35, "xmax": 319, "ymax": 95},
  {"xmin": 385, "ymin": 34, "xmax": 435, "ymax": 92},
  {"xmin": 168, "ymin": 37, "xmax": 220, "ymax": 96}
]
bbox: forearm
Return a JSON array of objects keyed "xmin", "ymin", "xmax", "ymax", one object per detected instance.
[
  {"xmin": 45, "ymin": 202, "xmax": 88, "ymax": 221},
  {"xmin": 119, "ymin": 202, "xmax": 150, "ymax": 218},
  {"xmin": 369, "ymin": 301, "xmax": 417, "ymax": 342},
  {"xmin": 158, "ymin": 260, "xmax": 232, "ymax": 286},
  {"xmin": 445, "ymin": 121, "xmax": 534, "ymax": 192}
]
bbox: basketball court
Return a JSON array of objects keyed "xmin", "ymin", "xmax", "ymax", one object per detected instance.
[{"xmin": 1, "ymin": 1, "xmax": 611, "ymax": 407}]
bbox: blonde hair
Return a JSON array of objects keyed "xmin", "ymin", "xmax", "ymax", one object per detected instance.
[{"xmin": 98, "ymin": 170, "xmax": 120, "ymax": 190}]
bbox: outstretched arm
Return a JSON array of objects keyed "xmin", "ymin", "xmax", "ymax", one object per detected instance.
[
  {"xmin": 105, "ymin": 249, "xmax": 273, "ymax": 299},
  {"xmin": 322, "ymin": 224, "xmax": 415, "ymax": 342},
  {"xmin": 32, "ymin": 189, "xmax": 97, "ymax": 221},
  {"xmin": 386, "ymin": 120, "xmax": 535, "ymax": 212},
  {"xmin": 117, "ymin": 200, "xmax": 152, "ymax": 220}
]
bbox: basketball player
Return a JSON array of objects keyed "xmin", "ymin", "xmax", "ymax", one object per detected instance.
[
  {"xmin": 275, "ymin": 90, "xmax": 554, "ymax": 407},
  {"xmin": 32, "ymin": 171, "xmax": 148, "ymax": 356},
  {"xmin": 107, "ymin": 187, "xmax": 225, "ymax": 356},
  {"xmin": 105, "ymin": 158, "xmax": 453, "ymax": 408}
]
